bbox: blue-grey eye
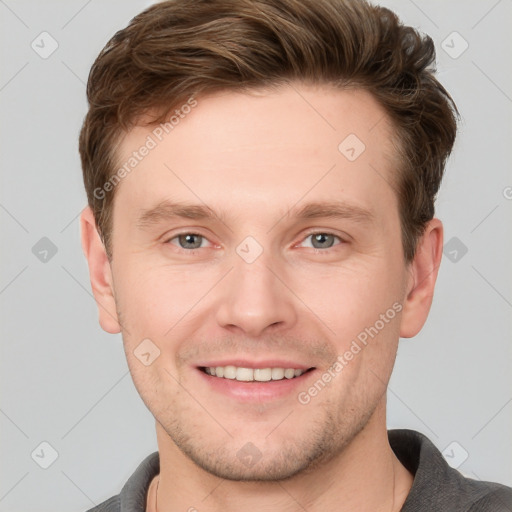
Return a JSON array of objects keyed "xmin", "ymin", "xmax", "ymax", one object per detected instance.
[{"xmin": 308, "ymin": 233, "xmax": 339, "ymax": 249}]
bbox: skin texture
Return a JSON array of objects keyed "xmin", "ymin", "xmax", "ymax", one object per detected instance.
[{"xmin": 81, "ymin": 83, "xmax": 443, "ymax": 511}]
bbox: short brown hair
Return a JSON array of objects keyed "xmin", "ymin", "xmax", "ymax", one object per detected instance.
[{"xmin": 79, "ymin": 0, "xmax": 458, "ymax": 263}]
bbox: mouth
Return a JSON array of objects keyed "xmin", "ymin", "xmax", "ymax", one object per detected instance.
[
  {"xmin": 195, "ymin": 359, "xmax": 318, "ymax": 402},
  {"xmin": 198, "ymin": 365, "xmax": 315, "ymax": 382}
]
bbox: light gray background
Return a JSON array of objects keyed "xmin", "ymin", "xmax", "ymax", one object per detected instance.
[{"xmin": 1, "ymin": 0, "xmax": 511, "ymax": 510}]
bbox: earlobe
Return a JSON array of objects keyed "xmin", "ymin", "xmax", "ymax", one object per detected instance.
[
  {"xmin": 80, "ymin": 206, "xmax": 121, "ymax": 334},
  {"xmin": 399, "ymin": 218, "xmax": 444, "ymax": 339}
]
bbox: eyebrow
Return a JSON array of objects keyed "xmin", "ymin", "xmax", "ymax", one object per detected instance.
[
  {"xmin": 136, "ymin": 201, "xmax": 224, "ymax": 229},
  {"xmin": 136, "ymin": 199, "xmax": 375, "ymax": 230},
  {"xmin": 288, "ymin": 201, "xmax": 374, "ymax": 223}
]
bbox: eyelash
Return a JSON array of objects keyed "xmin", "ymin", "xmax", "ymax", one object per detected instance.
[{"xmin": 164, "ymin": 231, "xmax": 345, "ymax": 254}]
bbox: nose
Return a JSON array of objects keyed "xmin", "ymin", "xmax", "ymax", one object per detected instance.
[{"xmin": 215, "ymin": 252, "xmax": 298, "ymax": 337}]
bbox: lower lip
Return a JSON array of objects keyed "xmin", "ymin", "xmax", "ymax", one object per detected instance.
[{"xmin": 196, "ymin": 367, "xmax": 316, "ymax": 402}]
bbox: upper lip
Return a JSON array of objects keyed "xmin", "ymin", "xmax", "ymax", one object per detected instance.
[{"xmin": 196, "ymin": 359, "xmax": 315, "ymax": 370}]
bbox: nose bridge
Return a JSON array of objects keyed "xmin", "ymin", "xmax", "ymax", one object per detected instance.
[{"xmin": 215, "ymin": 244, "xmax": 297, "ymax": 336}]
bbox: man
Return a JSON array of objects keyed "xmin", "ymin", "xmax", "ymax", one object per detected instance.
[{"xmin": 79, "ymin": 0, "xmax": 512, "ymax": 510}]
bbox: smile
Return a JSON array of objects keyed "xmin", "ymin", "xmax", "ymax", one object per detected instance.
[{"xmin": 200, "ymin": 366, "xmax": 314, "ymax": 382}]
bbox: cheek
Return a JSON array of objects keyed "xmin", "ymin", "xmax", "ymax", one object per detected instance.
[
  {"xmin": 124, "ymin": 352, "xmax": 175, "ymax": 417},
  {"xmin": 293, "ymin": 257, "xmax": 404, "ymax": 392},
  {"xmin": 114, "ymin": 262, "xmax": 206, "ymax": 335},
  {"xmin": 293, "ymin": 257, "xmax": 403, "ymax": 339}
]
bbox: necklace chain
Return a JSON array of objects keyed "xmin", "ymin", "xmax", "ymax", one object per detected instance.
[{"xmin": 154, "ymin": 476, "xmax": 160, "ymax": 512}]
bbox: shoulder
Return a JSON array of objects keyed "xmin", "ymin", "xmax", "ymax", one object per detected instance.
[
  {"xmin": 388, "ymin": 429, "xmax": 512, "ymax": 512},
  {"xmin": 83, "ymin": 451, "xmax": 159, "ymax": 512},
  {"xmin": 468, "ymin": 485, "xmax": 512, "ymax": 511},
  {"xmin": 85, "ymin": 495, "xmax": 119, "ymax": 512}
]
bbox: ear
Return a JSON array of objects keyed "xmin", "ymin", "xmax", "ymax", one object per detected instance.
[
  {"xmin": 399, "ymin": 218, "xmax": 443, "ymax": 338},
  {"xmin": 80, "ymin": 206, "xmax": 121, "ymax": 334}
]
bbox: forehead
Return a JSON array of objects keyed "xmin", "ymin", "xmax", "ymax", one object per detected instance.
[{"xmin": 112, "ymin": 84, "xmax": 399, "ymax": 226}]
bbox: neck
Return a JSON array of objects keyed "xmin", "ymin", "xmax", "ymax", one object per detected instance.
[{"xmin": 152, "ymin": 400, "xmax": 413, "ymax": 512}]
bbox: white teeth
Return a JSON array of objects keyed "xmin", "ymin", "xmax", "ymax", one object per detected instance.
[
  {"xmin": 223, "ymin": 365, "xmax": 237, "ymax": 379},
  {"xmin": 284, "ymin": 368, "xmax": 295, "ymax": 379},
  {"xmin": 254, "ymin": 368, "xmax": 272, "ymax": 381},
  {"xmin": 204, "ymin": 365, "xmax": 306, "ymax": 381},
  {"xmin": 236, "ymin": 367, "xmax": 253, "ymax": 381},
  {"xmin": 271, "ymin": 368, "xmax": 285, "ymax": 380}
]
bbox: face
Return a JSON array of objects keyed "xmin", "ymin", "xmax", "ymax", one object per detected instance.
[{"xmin": 89, "ymin": 84, "xmax": 418, "ymax": 480}]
